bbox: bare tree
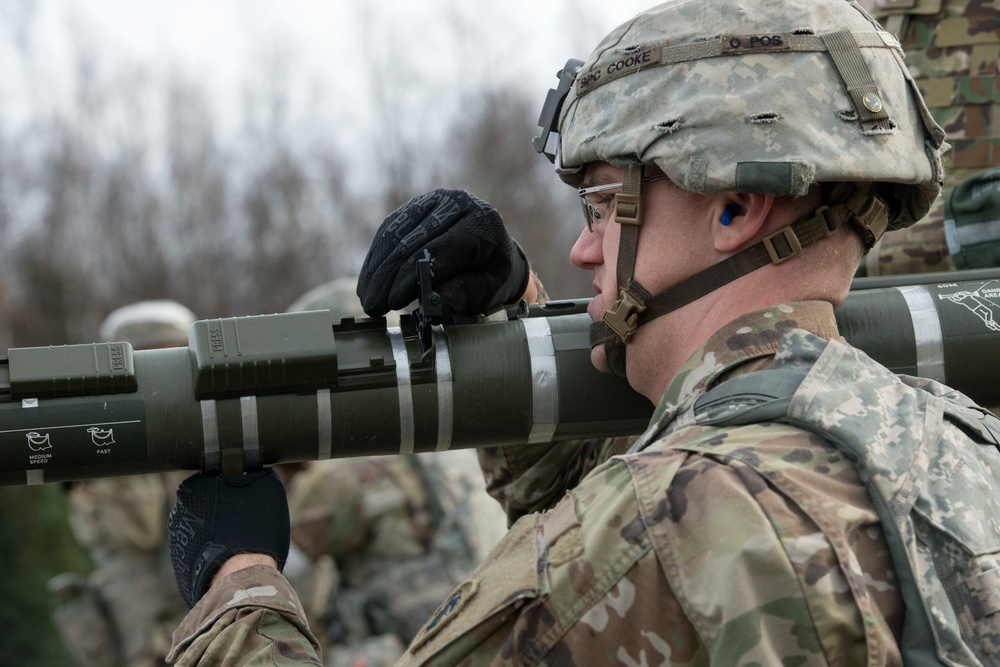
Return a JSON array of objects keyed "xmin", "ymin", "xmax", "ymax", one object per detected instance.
[{"xmin": 0, "ymin": 44, "xmax": 380, "ymax": 345}]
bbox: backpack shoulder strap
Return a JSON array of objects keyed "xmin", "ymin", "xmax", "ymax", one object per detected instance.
[{"xmin": 692, "ymin": 368, "xmax": 806, "ymax": 426}]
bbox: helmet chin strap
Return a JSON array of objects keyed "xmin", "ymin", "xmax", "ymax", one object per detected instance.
[
  {"xmin": 589, "ymin": 166, "xmax": 889, "ymax": 378},
  {"xmin": 590, "ymin": 165, "xmax": 649, "ymax": 377}
]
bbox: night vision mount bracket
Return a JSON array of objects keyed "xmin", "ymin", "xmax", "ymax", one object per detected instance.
[{"xmin": 531, "ymin": 58, "xmax": 584, "ymax": 171}]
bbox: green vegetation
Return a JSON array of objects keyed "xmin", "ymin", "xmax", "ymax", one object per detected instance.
[{"xmin": 0, "ymin": 485, "xmax": 91, "ymax": 667}]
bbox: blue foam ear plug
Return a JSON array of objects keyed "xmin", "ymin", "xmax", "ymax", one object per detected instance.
[{"xmin": 721, "ymin": 204, "xmax": 740, "ymax": 226}]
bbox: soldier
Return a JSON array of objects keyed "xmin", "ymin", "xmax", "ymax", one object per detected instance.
[
  {"xmin": 856, "ymin": 0, "xmax": 999, "ymax": 275},
  {"xmin": 943, "ymin": 165, "xmax": 1000, "ymax": 270},
  {"xmin": 282, "ymin": 279, "xmax": 509, "ymax": 667},
  {"xmin": 51, "ymin": 300, "xmax": 194, "ymax": 667},
  {"xmin": 165, "ymin": 1, "xmax": 1000, "ymax": 665}
]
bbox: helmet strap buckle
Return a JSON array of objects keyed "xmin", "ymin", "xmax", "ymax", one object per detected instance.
[
  {"xmin": 614, "ymin": 192, "xmax": 642, "ymax": 225},
  {"xmin": 601, "ymin": 289, "xmax": 647, "ymax": 343},
  {"xmin": 763, "ymin": 226, "xmax": 803, "ymax": 265}
]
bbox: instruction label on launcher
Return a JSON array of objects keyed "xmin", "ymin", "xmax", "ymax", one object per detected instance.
[
  {"xmin": 936, "ymin": 280, "xmax": 1000, "ymax": 333},
  {"xmin": 0, "ymin": 400, "xmax": 146, "ymax": 470}
]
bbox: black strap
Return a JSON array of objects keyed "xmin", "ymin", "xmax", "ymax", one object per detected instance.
[
  {"xmin": 638, "ymin": 188, "xmax": 887, "ymax": 327},
  {"xmin": 587, "ymin": 200, "xmax": 854, "ymax": 352},
  {"xmin": 984, "ymin": 413, "xmax": 1000, "ymax": 446},
  {"xmin": 638, "ymin": 204, "xmax": 844, "ymax": 325},
  {"xmin": 692, "ymin": 369, "xmax": 807, "ymax": 426},
  {"xmin": 587, "ymin": 177, "xmax": 889, "ymax": 376}
]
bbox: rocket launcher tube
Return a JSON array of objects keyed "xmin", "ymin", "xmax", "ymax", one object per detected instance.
[
  {"xmin": 0, "ymin": 268, "xmax": 998, "ymax": 486},
  {"xmin": 840, "ymin": 270, "xmax": 1000, "ymax": 406},
  {"xmin": 0, "ymin": 305, "xmax": 649, "ymax": 486}
]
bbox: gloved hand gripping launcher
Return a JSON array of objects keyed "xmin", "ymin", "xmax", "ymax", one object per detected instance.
[{"xmin": 1, "ymin": 268, "xmax": 999, "ymax": 486}]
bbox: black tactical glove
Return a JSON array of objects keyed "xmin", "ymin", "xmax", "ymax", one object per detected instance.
[
  {"xmin": 168, "ymin": 469, "xmax": 290, "ymax": 608},
  {"xmin": 358, "ymin": 189, "xmax": 530, "ymax": 319}
]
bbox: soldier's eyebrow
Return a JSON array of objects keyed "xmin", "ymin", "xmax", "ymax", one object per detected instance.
[
  {"xmin": 582, "ymin": 165, "xmax": 619, "ymax": 189},
  {"xmin": 582, "ymin": 164, "xmax": 668, "ymax": 189}
]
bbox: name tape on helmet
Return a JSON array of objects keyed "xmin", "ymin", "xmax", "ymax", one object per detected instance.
[
  {"xmin": 577, "ymin": 47, "xmax": 662, "ymax": 93},
  {"xmin": 721, "ymin": 33, "xmax": 792, "ymax": 53},
  {"xmin": 574, "ymin": 32, "xmax": 895, "ymax": 98}
]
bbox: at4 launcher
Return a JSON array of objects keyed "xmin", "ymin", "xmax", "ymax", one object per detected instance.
[{"xmin": 0, "ymin": 268, "xmax": 998, "ymax": 486}]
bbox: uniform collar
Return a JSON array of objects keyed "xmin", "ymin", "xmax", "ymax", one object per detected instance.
[{"xmin": 630, "ymin": 301, "xmax": 840, "ymax": 452}]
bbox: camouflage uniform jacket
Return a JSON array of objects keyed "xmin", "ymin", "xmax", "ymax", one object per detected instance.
[{"xmin": 170, "ymin": 300, "xmax": 906, "ymax": 666}]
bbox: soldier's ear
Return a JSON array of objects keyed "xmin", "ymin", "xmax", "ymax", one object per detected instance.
[{"xmin": 713, "ymin": 194, "xmax": 773, "ymax": 253}]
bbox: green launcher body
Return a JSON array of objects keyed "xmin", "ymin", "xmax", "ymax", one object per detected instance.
[{"xmin": 0, "ymin": 269, "xmax": 997, "ymax": 486}]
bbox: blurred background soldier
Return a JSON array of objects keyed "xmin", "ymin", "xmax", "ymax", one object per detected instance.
[
  {"xmin": 282, "ymin": 278, "xmax": 508, "ymax": 667},
  {"xmin": 857, "ymin": 0, "xmax": 999, "ymax": 275},
  {"xmin": 49, "ymin": 300, "xmax": 195, "ymax": 667},
  {"xmin": 943, "ymin": 166, "xmax": 1000, "ymax": 270}
]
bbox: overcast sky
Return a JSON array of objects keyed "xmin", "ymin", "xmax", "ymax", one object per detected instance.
[{"xmin": 0, "ymin": 0, "xmax": 655, "ymax": 151}]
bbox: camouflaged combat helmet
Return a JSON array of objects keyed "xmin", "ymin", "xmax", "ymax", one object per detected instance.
[
  {"xmin": 533, "ymin": 0, "xmax": 948, "ymax": 376},
  {"xmin": 99, "ymin": 300, "xmax": 196, "ymax": 349},
  {"xmin": 286, "ymin": 277, "xmax": 368, "ymax": 318},
  {"xmin": 287, "ymin": 277, "xmax": 402, "ymax": 326}
]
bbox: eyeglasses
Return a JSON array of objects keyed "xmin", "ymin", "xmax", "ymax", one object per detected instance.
[{"xmin": 578, "ymin": 173, "xmax": 669, "ymax": 232}]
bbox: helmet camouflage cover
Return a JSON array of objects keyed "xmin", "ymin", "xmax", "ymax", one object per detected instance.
[
  {"xmin": 287, "ymin": 277, "xmax": 403, "ymax": 326},
  {"xmin": 286, "ymin": 277, "xmax": 368, "ymax": 318},
  {"xmin": 557, "ymin": 0, "xmax": 948, "ymax": 230},
  {"xmin": 99, "ymin": 299, "xmax": 196, "ymax": 349}
]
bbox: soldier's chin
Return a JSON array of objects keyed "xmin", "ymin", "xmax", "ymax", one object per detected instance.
[{"xmin": 590, "ymin": 345, "xmax": 611, "ymax": 374}]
